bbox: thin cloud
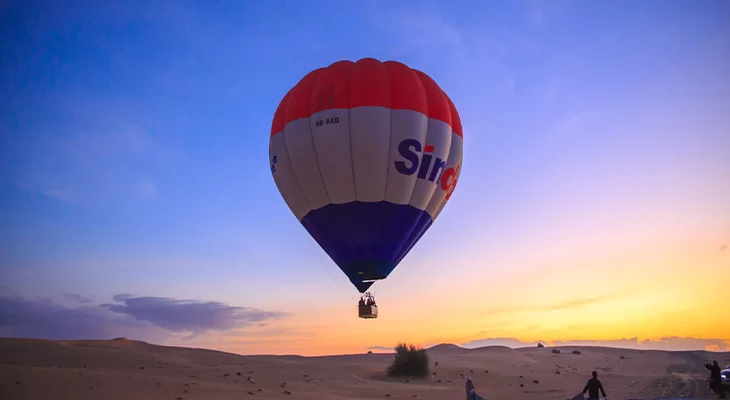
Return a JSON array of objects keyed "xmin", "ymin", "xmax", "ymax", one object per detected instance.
[
  {"xmin": 0, "ymin": 292, "xmax": 289, "ymax": 341},
  {"xmin": 103, "ymin": 294, "xmax": 289, "ymax": 333},
  {"xmin": 365, "ymin": 3, "xmax": 467, "ymax": 63},
  {"xmin": 553, "ymin": 337, "xmax": 730, "ymax": 351},
  {"xmin": 363, "ymin": 1, "xmax": 550, "ymax": 137},
  {"xmin": 366, "ymin": 345, "xmax": 394, "ymax": 352},
  {"xmin": 223, "ymin": 326, "xmax": 319, "ymax": 340},
  {"xmin": 385, "ymin": 12, "xmax": 464, "ymax": 53},
  {"xmin": 547, "ymin": 292, "xmax": 622, "ymax": 310},
  {"xmin": 527, "ymin": 0, "xmax": 547, "ymax": 25},
  {"xmin": 527, "ymin": 0, "xmax": 576, "ymax": 25},
  {"xmin": 14, "ymin": 97, "xmax": 182, "ymax": 204},
  {"xmin": 0, "ymin": 294, "xmax": 159, "ymax": 341},
  {"xmin": 481, "ymin": 290, "xmax": 631, "ymax": 315},
  {"xmin": 463, "ymin": 337, "xmax": 545, "ymax": 348},
  {"xmin": 504, "ymin": 78, "xmax": 516, "ymax": 94},
  {"xmin": 552, "ymin": 110, "xmax": 604, "ymax": 139},
  {"xmin": 62, "ymin": 293, "xmax": 94, "ymax": 304},
  {"xmin": 462, "ymin": 337, "xmax": 730, "ymax": 351}
]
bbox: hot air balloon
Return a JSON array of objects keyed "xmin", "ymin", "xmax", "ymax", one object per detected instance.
[{"xmin": 269, "ymin": 58, "xmax": 463, "ymax": 319}]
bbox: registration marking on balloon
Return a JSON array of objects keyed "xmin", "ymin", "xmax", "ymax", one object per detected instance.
[
  {"xmin": 313, "ymin": 116, "xmax": 340, "ymax": 127},
  {"xmin": 268, "ymin": 58, "xmax": 464, "ymax": 294}
]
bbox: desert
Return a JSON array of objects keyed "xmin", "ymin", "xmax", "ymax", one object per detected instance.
[{"xmin": 1, "ymin": 338, "xmax": 728, "ymax": 400}]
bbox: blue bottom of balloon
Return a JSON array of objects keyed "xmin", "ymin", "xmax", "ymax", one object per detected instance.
[{"xmin": 300, "ymin": 201, "xmax": 434, "ymax": 293}]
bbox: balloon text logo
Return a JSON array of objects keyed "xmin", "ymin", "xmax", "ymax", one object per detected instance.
[{"xmin": 394, "ymin": 138, "xmax": 460, "ymax": 200}]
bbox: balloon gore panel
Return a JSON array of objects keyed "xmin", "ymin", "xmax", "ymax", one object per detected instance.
[{"xmin": 300, "ymin": 201, "xmax": 433, "ymax": 293}]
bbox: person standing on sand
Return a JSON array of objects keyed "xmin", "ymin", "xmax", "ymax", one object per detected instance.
[
  {"xmin": 582, "ymin": 371, "xmax": 607, "ymax": 400},
  {"xmin": 705, "ymin": 360, "xmax": 727, "ymax": 399},
  {"xmin": 465, "ymin": 377, "xmax": 486, "ymax": 400}
]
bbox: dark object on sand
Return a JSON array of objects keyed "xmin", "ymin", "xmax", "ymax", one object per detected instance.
[
  {"xmin": 466, "ymin": 377, "xmax": 486, "ymax": 400},
  {"xmin": 705, "ymin": 360, "xmax": 727, "ymax": 398},
  {"xmin": 582, "ymin": 371, "xmax": 607, "ymax": 399},
  {"xmin": 387, "ymin": 343, "xmax": 429, "ymax": 378}
]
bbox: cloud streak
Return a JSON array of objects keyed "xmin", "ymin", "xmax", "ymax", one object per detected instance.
[
  {"xmin": 0, "ymin": 294, "xmax": 157, "ymax": 341},
  {"xmin": 461, "ymin": 337, "xmax": 730, "ymax": 352},
  {"xmin": 481, "ymin": 290, "xmax": 632, "ymax": 315},
  {"xmin": 0, "ymin": 292, "xmax": 289, "ymax": 342},
  {"xmin": 554, "ymin": 110, "xmax": 603, "ymax": 138},
  {"xmin": 13, "ymin": 97, "xmax": 182, "ymax": 204},
  {"xmin": 103, "ymin": 294, "xmax": 288, "ymax": 333},
  {"xmin": 365, "ymin": 345, "xmax": 394, "ymax": 352},
  {"xmin": 373, "ymin": 7, "xmax": 465, "ymax": 56},
  {"xmin": 62, "ymin": 293, "xmax": 94, "ymax": 304}
]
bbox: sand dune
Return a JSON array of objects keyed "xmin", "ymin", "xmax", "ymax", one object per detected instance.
[{"xmin": 1, "ymin": 338, "xmax": 728, "ymax": 399}]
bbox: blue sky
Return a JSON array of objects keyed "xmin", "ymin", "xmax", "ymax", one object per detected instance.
[{"xmin": 1, "ymin": 0, "xmax": 729, "ymax": 355}]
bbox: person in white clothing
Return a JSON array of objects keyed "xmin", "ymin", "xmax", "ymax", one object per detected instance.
[{"xmin": 465, "ymin": 377, "xmax": 485, "ymax": 400}]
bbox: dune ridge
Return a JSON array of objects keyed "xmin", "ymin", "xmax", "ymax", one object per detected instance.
[{"xmin": 1, "ymin": 337, "xmax": 728, "ymax": 399}]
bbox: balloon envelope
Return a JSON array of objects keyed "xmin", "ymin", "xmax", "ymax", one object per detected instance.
[{"xmin": 269, "ymin": 58, "xmax": 463, "ymax": 293}]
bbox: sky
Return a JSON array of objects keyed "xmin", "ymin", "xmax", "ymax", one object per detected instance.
[{"xmin": 1, "ymin": 0, "xmax": 729, "ymax": 356}]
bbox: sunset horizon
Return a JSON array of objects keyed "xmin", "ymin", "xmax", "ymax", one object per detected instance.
[{"xmin": 1, "ymin": 0, "xmax": 728, "ymax": 362}]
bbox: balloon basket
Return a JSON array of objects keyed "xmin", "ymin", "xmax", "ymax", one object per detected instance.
[{"xmin": 358, "ymin": 304, "xmax": 378, "ymax": 319}]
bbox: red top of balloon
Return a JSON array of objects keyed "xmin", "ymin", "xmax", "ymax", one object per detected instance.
[{"xmin": 271, "ymin": 58, "xmax": 462, "ymax": 138}]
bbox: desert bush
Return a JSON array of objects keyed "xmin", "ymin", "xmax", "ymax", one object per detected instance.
[
  {"xmin": 551, "ymin": 349, "xmax": 561, "ymax": 354},
  {"xmin": 572, "ymin": 350, "xmax": 582, "ymax": 355},
  {"xmin": 387, "ymin": 343, "xmax": 430, "ymax": 378}
]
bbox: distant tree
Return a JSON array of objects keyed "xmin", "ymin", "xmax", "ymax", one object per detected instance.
[{"xmin": 387, "ymin": 343, "xmax": 430, "ymax": 378}]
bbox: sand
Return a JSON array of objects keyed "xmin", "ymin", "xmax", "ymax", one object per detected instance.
[{"xmin": 1, "ymin": 338, "xmax": 728, "ymax": 400}]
